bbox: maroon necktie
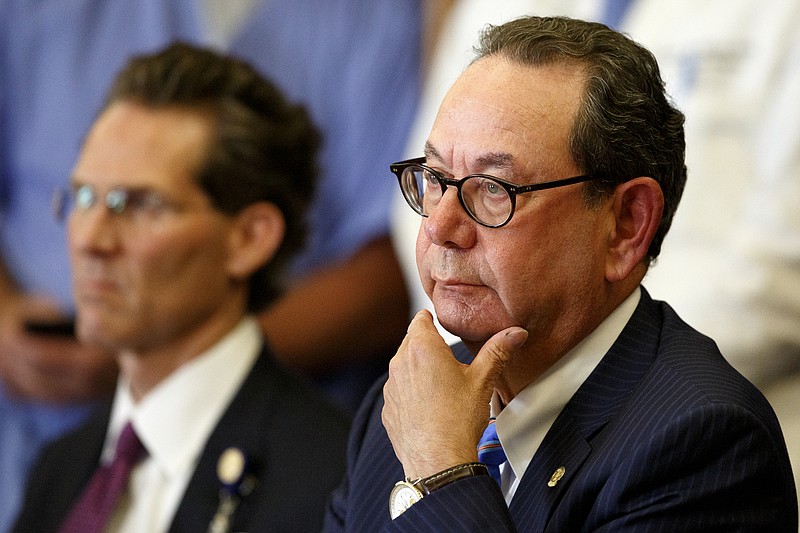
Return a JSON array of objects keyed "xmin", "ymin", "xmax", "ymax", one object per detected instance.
[{"xmin": 58, "ymin": 422, "xmax": 147, "ymax": 533}]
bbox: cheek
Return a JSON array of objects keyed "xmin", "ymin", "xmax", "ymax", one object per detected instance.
[
  {"xmin": 488, "ymin": 214, "xmax": 597, "ymax": 316},
  {"xmin": 415, "ymin": 225, "xmax": 433, "ymax": 290},
  {"xmin": 483, "ymin": 248, "xmax": 535, "ymax": 314},
  {"xmin": 134, "ymin": 228, "xmax": 229, "ymax": 301}
]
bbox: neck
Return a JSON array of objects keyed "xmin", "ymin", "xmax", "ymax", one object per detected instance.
[
  {"xmin": 470, "ymin": 279, "xmax": 641, "ymax": 403},
  {"xmin": 117, "ymin": 308, "xmax": 247, "ymax": 403}
]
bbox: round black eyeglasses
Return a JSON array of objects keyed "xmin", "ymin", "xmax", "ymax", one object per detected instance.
[{"xmin": 390, "ymin": 157, "xmax": 597, "ymax": 228}]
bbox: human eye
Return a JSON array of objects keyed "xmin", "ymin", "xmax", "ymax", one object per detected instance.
[
  {"xmin": 123, "ymin": 189, "xmax": 170, "ymax": 219},
  {"xmin": 73, "ymin": 184, "xmax": 96, "ymax": 211},
  {"xmin": 421, "ymin": 168, "xmax": 442, "ymax": 193},
  {"xmin": 482, "ymin": 179, "xmax": 505, "ymax": 197},
  {"xmin": 464, "ymin": 177, "xmax": 511, "ymax": 225},
  {"xmin": 471, "ymin": 177, "xmax": 508, "ymax": 203}
]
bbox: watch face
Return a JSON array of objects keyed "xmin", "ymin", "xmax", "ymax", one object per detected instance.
[{"xmin": 389, "ymin": 481, "xmax": 423, "ymax": 519}]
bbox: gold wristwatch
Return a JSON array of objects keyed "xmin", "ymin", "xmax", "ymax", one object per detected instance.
[{"xmin": 389, "ymin": 462, "xmax": 489, "ymax": 519}]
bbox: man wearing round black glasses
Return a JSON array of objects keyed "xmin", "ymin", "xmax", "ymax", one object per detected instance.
[{"xmin": 324, "ymin": 15, "xmax": 797, "ymax": 532}]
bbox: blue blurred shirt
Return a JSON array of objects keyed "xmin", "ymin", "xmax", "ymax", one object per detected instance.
[{"xmin": 230, "ymin": 0, "xmax": 421, "ymax": 278}]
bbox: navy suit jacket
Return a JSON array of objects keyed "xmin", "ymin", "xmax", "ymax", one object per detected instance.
[
  {"xmin": 14, "ymin": 346, "xmax": 350, "ymax": 532},
  {"xmin": 324, "ymin": 289, "xmax": 797, "ymax": 532}
]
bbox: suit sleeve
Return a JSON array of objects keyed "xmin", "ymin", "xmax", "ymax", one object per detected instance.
[
  {"xmin": 322, "ymin": 370, "xmax": 518, "ymax": 532},
  {"xmin": 323, "ymin": 378, "xmax": 384, "ymax": 532},
  {"xmin": 588, "ymin": 402, "xmax": 797, "ymax": 532},
  {"xmin": 383, "ymin": 475, "xmax": 516, "ymax": 532}
]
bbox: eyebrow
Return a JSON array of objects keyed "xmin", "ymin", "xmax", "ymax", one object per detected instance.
[{"xmin": 423, "ymin": 141, "xmax": 517, "ymax": 173}]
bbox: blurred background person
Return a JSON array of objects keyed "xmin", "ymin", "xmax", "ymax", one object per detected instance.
[
  {"xmin": 395, "ymin": 0, "xmax": 800, "ymax": 508},
  {"xmin": 0, "ymin": 1, "xmax": 204, "ymax": 530},
  {"xmin": 1, "ymin": 1, "xmax": 422, "ymax": 529},
  {"xmin": 13, "ymin": 42, "xmax": 348, "ymax": 532}
]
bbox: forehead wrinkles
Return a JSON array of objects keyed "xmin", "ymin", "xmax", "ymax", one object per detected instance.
[
  {"xmin": 424, "ymin": 141, "xmax": 521, "ymax": 180},
  {"xmin": 429, "ymin": 59, "xmax": 584, "ymax": 181}
]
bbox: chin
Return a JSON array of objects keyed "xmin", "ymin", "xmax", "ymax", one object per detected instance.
[
  {"xmin": 435, "ymin": 312, "xmax": 495, "ymax": 345},
  {"xmin": 433, "ymin": 295, "xmax": 508, "ymax": 340},
  {"xmin": 76, "ymin": 316, "xmax": 123, "ymax": 351}
]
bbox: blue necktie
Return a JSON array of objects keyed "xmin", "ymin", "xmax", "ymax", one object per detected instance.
[{"xmin": 477, "ymin": 418, "xmax": 507, "ymax": 486}]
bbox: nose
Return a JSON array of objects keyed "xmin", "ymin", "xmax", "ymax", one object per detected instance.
[
  {"xmin": 68, "ymin": 204, "xmax": 120, "ymax": 255},
  {"xmin": 422, "ymin": 186, "xmax": 477, "ymax": 249}
]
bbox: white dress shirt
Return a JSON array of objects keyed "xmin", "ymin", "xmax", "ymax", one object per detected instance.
[
  {"xmin": 103, "ymin": 317, "xmax": 262, "ymax": 533},
  {"xmin": 494, "ymin": 288, "xmax": 640, "ymax": 505}
]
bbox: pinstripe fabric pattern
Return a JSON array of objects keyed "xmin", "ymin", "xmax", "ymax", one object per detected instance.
[{"xmin": 323, "ymin": 289, "xmax": 798, "ymax": 532}]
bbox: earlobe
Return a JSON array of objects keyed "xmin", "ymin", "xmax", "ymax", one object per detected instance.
[
  {"xmin": 226, "ymin": 202, "xmax": 285, "ymax": 279},
  {"xmin": 605, "ymin": 178, "xmax": 663, "ymax": 282}
]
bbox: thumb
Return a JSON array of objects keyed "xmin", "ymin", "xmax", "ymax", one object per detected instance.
[{"xmin": 471, "ymin": 326, "xmax": 528, "ymax": 386}]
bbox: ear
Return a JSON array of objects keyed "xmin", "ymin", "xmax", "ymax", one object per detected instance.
[
  {"xmin": 225, "ymin": 202, "xmax": 285, "ymax": 279},
  {"xmin": 605, "ymin": 177, "xmax": 663, "ymax": 282}
]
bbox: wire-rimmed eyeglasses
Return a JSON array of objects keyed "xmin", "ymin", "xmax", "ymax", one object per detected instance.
[
  {"xmin": 51, "ymin": 184, "xmax": 184, "ymax": 226},
  {"xmin": 390, "ymin": 157, "xmax": 598, "ymax": 228}
]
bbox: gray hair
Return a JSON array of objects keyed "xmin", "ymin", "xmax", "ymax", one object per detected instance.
[{"xmin": 475, "ymin": 16, "xmax": 686, "ymax": 261}]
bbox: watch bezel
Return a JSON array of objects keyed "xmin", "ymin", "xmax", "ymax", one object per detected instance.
[
  {"xmin": 388, "ymin": 463, "xmax": 490, "ymax": 520},
  {"xmin": 389, "ymin": 480, "xmax": 424, "ymax": 519}
]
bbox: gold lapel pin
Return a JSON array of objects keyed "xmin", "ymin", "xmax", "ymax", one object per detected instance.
[{"xmin": 548, "ymin": 466, "xmax": 566, "ymax": 487}]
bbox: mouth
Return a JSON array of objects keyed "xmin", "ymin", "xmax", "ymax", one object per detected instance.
[
  {"xmin": 74, "ymin": 274, "xmax": 122, "ymax": 302},
  {"xmin": 431, "ymin": 276, "xmax": 486, "ymax": 296},
  {"xmin": 431, "ymin": 271, "xmax": 482, "ymax": 285},
  {"xmin": 437, "ymin": 279, "xmax": 481, "ymax": 288}
]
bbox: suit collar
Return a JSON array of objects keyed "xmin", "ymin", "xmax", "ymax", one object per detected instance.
[
  {"xmin": 110, "ymin": 318, "xmax": 262, "ymax": 480},
  {"xmin": 168, "ymin": 345, "xmax": 284, "ymax": 531},
  {"xmin": 560, "ymin": 288, "xmax": 662, "ymax": 438},
  {"xmin": 497, "ymin": 288, "xmax": 641, "ymax": 497},
  {"xmin": 508, "ymin": 289, "xmax": 663, "ymax": 528}
]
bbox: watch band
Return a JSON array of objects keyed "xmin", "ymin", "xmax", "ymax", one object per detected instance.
[
  {"xmin": 390, "ymin": 462, "xmax": 490, "ymax": 519},
  {"xmin": 416, "ymin": 462, "xmax": 490, "ymax": 494}
]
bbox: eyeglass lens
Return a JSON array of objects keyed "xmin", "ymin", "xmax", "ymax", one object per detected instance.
[
  {"xmin": 53, "ymin": 184, "xmax": 171, "ymax": 224},
  {"xmin": 401, "ymin": 165, "xmax": 513, "ymax": 227}
]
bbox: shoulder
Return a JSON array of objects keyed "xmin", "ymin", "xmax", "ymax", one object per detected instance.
[
  {"xmin": 27, "ymin": 403, "xmax": 110, "ymax": 476},
  {"xmin": 543, "ymin": 295, "xmax": 798, "ymax": 529},
  {"xmin": 617, "ymin": 292, "xmax": 781, "ymax": 439},
  {"xmin": 235, "ymin": 347, "xmax": 351, "ymax": 449},
  {"xmin": 177, "ymin": 348, "xmax": 351, "ymax": 532}
]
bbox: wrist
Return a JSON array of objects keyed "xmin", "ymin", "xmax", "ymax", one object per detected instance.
[
  {"xmin": 416, "ymin": 462, "xmax": 489, "ymax": 493},
  {"xmin": 403, "ymin": 448, "xmax": 479, "ymax": 481},
  {"xmin": 389, "ymin": 462, "xmax": 489, "ymax": 519}
]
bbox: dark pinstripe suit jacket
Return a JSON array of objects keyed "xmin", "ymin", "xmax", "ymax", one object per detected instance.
[
  {"xmin": 324, "ymin": 289, "xmax": 798, "ymax": 532},
  {"xmin": 14, "ymin": 346, "xmax": 350, "ymax": 533}
]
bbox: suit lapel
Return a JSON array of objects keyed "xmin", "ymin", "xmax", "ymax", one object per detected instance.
[
  {"xmin": 44, "ymin": 405, "xmax": 112, "ymax": 530},
  {"xmin": 509, "ymin": 290, "xmax": 663, "ymax": 531},
  {"xmin": 509, "ymin": 415, "xmax": 591, "ymax": 528},
  {"xmin": 168, "ymin": 346, "xmax": 280, "ymax": 532}
]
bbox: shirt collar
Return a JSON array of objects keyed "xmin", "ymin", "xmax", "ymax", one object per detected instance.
[
  {"xmin": 495, "ymin": 287, "xmax": 641, "ymax": 486},
  {"xmin": 105, "ymin": 316, "xmax": 262, "ymax": 479}
]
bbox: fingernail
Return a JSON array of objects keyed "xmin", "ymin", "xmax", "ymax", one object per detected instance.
[{"xmin": 506, "ymin": 328, "xmax": 528, "ymax": 348}]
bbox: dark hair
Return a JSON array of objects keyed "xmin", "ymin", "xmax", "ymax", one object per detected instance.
[
  {"xmin": 103, "ymin": 42, "xmax": 320, "ymax": 311},
  {"xmin": 475, "ymin": 16, "xmax": 686, "ymax": 261}
]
